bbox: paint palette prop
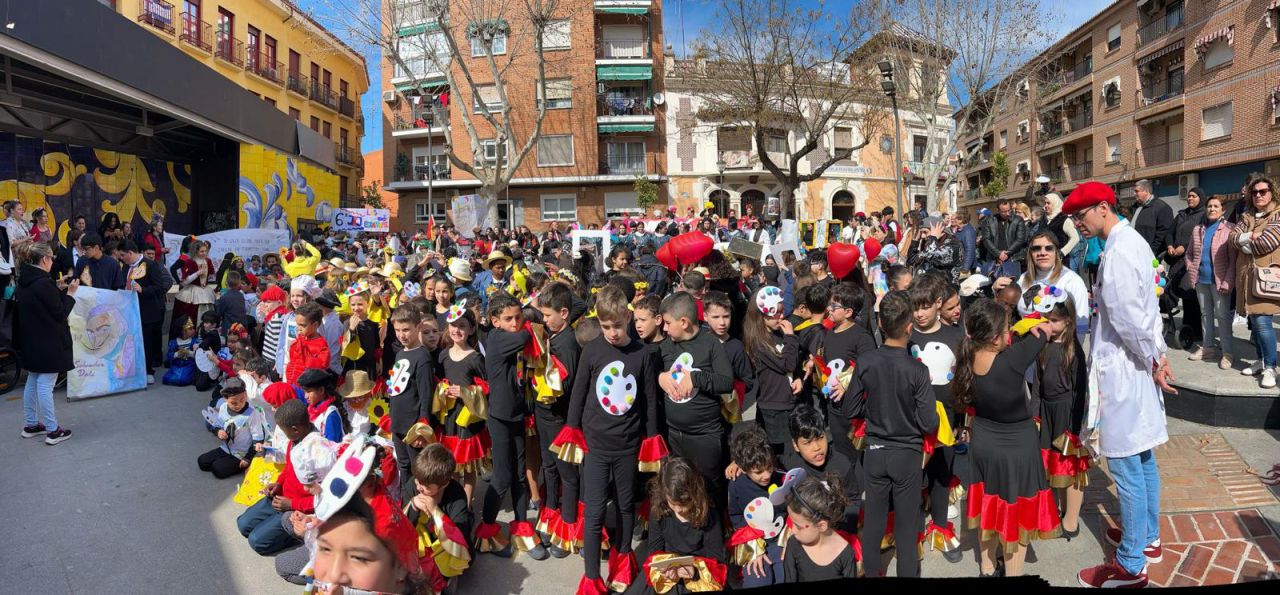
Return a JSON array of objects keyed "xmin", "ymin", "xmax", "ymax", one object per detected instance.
[
  {"xmin": 447, "ymin": 299, "xmax": 468, "ymax": 323},
  {"xmin": 1153, "ymin": 259, "xmax": 1168, "ymax": 297},
  {"xmin": 821, "ymin": 358, "xmax": 848, "ymax": 398},
  {"xmin": 595, "ymin": 360, "xmax": 637, "ymax": 416},
  {"xmin": 346, "ymin": 280, "xmax": 370, "ymax": 298},
  {"xmin": 744, "ymin": 497, "xmax": 784, "ymax": 539},
  {"xmin": 315, "ymin": 436, "xmax": 376, "ymax": 521},
  {"xmin": 201, "ymin": 407, "xmax": 221, "ymax": 428},
  {"xmin": 756, "ymin": 286, "xmax": 784, "ymax": 317},
  {"xmin": 1023, "ymin": 284, "xmax": 1067, "ymax": 314},
  {"xmin": 387, "ymin": 360, "xmax": 412, "ymax": 397},
  {"xmin": 402, "ymin": 281, "xmax": 422, "ymax": 300},
  {"xmin": 667, "ymin": 352, "xmax": 700, "ymax": 403},
  {"xmin": 911, "ymin": 342, "xmax": 957, "ymax": 386},
  {"xmin": 767, "ymin": 467, "xmax": 807, "ymax": 506}
]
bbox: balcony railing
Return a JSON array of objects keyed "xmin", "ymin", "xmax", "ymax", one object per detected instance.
[
  {"xmin": 138, "ymin": 0, "xmax": 175, "ymax": 34},
  {"xmin": 339, "ymin": 97, "xmax": 357, "ymax": 117},
  {"xmin": 598, "ymin": 95, "xmax": 653, "ymax": 116},
  {"xmin": 964, "ymin": 188, "xmax": 981, "ymax": 202},
  {"xmin": 1136, "ymin": 6, "xmax": 1184, "ymax": 48},
  {"xmin": 310, "ymin": 82, "xmax": 339, "ymax": 110},
  {"xmin": 1140, "ymin": 77, "xmax": 1184, "ymax": 106},
  {"xmin": 249, "ymin": 55, "xmax": 285, "ymax": 85},
  {"xmin": 906, "ymin": 160, "xmax": 928, "ymax": 177},
  {"xmin": 1063, "ymin": 60, "xmax": 1092, "ymax": 84},
  {"xmin": 1041, "ymin": 120, "xmax": 1064, "ymax": 141},
  {"xmin": 600, "ymin": 152, "xmax": 655, "ymax": 175},
  {"xmin": 597, "ymin": 38, "xmax": 650, "ymax": 59},
  {"xmin": 1066, "ymin": 110, "xmax": 1093, "ymax": 133},
  {"xmin": 287, "ymin": 71, "xmax": 309, "ymax": 96},
  {"xmin": 179, "ymin": 14, "xmax": 213, "ymax": 53},
  {"xmin": 1066, "ymin": 161, "xmax": 1093, "ymax": 181},
  {"xmin": 411, "ymin": 163, "xmax": 452, "ymax": 181},
  {"xmin": 1138, "ymin": 140, "xmax": 1183, "ymax": 167},
  {"xmin": 336, "ymin": 145, "xmax": 356, "ymax": 166},
  {"xmin": 215, "ymin": 35, "xmax": 245, "ymax": 67}
]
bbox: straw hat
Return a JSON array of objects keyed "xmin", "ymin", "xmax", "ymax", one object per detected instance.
[
  {"xmin": 448, "ymin": 257, "xmax": 473, "ymax": 282},
  {"xmin": 338, "ymin": 370, "xmax": 375, "ymax": 399},
  {"xmin": 377, "ymin": 260, "xmax": 405, "ymax": 279},
  {"xmin": 485, "ymin": 249, "xmax": 512, "ymax": 267}
]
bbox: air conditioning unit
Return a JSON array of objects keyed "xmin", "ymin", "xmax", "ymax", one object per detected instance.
[
  {"xmin": 383, "ymin": 90, "xmax": 398, "ymax": 104},
  {"xmin": 1178, "ymin": 173, "xmax": 1198, "ymax": 199},
  {"xmin": 1017, "ymin": 79, "xmax": 1029, "ymax": 96}
]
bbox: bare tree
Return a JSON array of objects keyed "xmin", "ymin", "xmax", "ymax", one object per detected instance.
[
  {"xmin": 690, "ymin": 0, "xmax": 889, "ymax": 220},
  {"xmin": 311, "ymin": 0, "xmax": 575, "ymax": 228},
  {"xmin": 868, "ymin": 0, "xmax": 1054, "ymax": 212}
]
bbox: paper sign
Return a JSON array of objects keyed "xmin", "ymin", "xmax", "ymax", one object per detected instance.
[
  {"xmin": 728, "ymin": 237, "xmax": 766, "ymax": 261},
  {"xmin": 571, "ymin": 230, "xmax": 612, "ymax": 274},
  {"xmin": 451, "ymin": 194, "xmax": 487, "ymax": 237},
  {"xmin": 67, "ymin": 287, "xmax": 148, "ymax": 400},
  {"xmin": 332, "ymin": 208, "xmax": 391, "ymax": 233},
  {"xmin": 165, "ymin": 229, "xmax": 293, "ymax": 269},
  {"xmin": 769, "ymin": 240, "xmax": 802, "ymax": 267}
]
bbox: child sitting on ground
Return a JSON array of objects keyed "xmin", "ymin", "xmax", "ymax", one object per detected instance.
[
  {"xmin": 163, "ymin": 316, "xmax": 198, "ymax": 387},
  {"xmin": 197, "ymin": 377, "xmax": 269, "ymax": 479},
  {"xmin": 407, "ymin": 443, "xmax": 475, "ymax": 585},
  {"xmin": 634, "ymin": 457, "xmax": 727, "ymax": 594},
  {"xmin": 236, "ymin": 399, "xmax": 316, "ymax": 555},
  {"xmin": 727, "ymin": 425, "xmax": 783, "ymax": 588}
]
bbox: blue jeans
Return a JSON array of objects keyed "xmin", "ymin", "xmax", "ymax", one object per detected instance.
[
  {"xmin": 1108, "ymin": 450, "xmax": 1161, "ymax": 576},
  {"xmin": 237, "ymin": 497, "xmax": 299, "ymax": 555},
  {"xmin": 22, "ymin": 372, "xmax": 58, "ymax": 431},
  {"xmin": 1248, "ymin": 314, "xmax": 1276, "ymax": 368}
]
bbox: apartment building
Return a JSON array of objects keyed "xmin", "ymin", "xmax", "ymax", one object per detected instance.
[
  {"xmin": 958, "ymin": 0, "xmax": 1280, "ymax": 212},
  {"xmin": 119, "ymin": 0, "xmax": 369, "ymax": 207},
  {"xmin": 381, "ymin": 0, "xmax": 666, "ymax": 233}
]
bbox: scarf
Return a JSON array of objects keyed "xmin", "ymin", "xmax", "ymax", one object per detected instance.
[{"xmin": 308, "ymin": 395, "xmax": 336, "ymax": 422}]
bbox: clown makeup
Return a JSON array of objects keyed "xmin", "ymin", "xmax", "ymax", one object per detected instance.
[{"xmin": 312, "ymin": 515, "xmax": 404, "ymax": 595}]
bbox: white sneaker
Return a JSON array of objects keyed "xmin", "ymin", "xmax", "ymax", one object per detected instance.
[
  {"xmin": 1219, "ymin": 353, "xmax": 1233, "ymax": 370},
  {"xmin": 1242, "ymin": 361, "xmax": 1264, "ymax": 376},
  {"xmin": 948, "ymin": 503, "xmax": 959, "ymax": 520},
  {"xmin": 1262, "ymin": 368, "xmax": 1277, "ymax": 389},
  {"xmin": 146, "ymin": 374, "xmax": 155, "ymax": 385},
  {"xmin": 1187, "ymin": 346, "xmax": 1208, "ymax": 361}
]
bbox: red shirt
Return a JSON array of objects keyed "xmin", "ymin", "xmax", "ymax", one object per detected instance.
[
  {"xmin": 285, "ymin": 333, "xmax": 330, "ymax": 386},
  {"xmin": 280, "ymin": 440, "xmax": 316, "ymax": 513}
]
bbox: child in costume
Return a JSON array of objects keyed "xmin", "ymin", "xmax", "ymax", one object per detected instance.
[
  {"xmin": 633, "ymin": 457, "xmax": 727, "ymax": 595},
  {"xmin": 436, "ymin": 301, "xmax": 491, "ymax": 505},
  {"xmin": 197, "ymin": 378, "xmax": 269, "ymax": 479},
  {"xmin": 783, "ymin": 475, "xmax": 858, "ymax": 582},
  {"xmin": 163, "ymin": 316, "xmax": 198, "ymax": 387},
  {"xmin": 726, "ymin": 426, "xmax": 783, "ymax": 588},
  {"xmin": 407, "ymin": 443, "xmax": 474, "ymax": 589}
]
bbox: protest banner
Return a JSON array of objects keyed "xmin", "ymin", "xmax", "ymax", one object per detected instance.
[
  {"xmin": 451, "ymin": 194, "xmax": 487, "ymax": 237},
  {"xmin": 332, "ymin": 208, "xmax": 391, "ymax": 233},
  {"xmin": 67, "ymin": 287, "xmax": 148, "ymax": 400},
  {"xmin": 164, "ymin": 229, "xmax": 293, "ymax": 269}
]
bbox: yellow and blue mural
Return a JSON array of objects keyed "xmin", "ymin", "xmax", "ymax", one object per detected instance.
[
  {"xmin": 0, "ymin": 133, "xmax": 194, "ymax": 242},
  {"xmin": 238, "ymin": 144, "xmax": 338, "ymax": 234}
]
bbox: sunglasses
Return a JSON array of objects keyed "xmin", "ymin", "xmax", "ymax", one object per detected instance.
[
  {"xmin": 1030, "ymin": 244, "xmax": 1057, "ymax": 253},
  {"xmin": 1252, "ymin": 188, "xmax": 1272, "ymax": 197}
]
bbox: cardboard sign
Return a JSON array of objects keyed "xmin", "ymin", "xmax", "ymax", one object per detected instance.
[
  {"xmin": 332, "ymin": 208, "xmax": 391, "ymax": 233},
  {"xmin": 768, "ymin": 240, "xmax": 803, "ymax": 267},
  {"xmin": 570, "ymin": 230, "xmax": 611, "ymax": 274},
  {"xmin": 728, "ymin": 237, "xmax": 766, "ymax": 261}
]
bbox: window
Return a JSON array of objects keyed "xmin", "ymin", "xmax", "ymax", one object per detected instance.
[
  {"xmin": 246, "ymin": 25, "xmax": 260, "ymax": 70},
  {"xmin": 289, "ymin": 50, "xmax": 301, "ymax": 77},
  {"xmin": 537, "ymin": 135, "xmax": 574, "ymax": 167},
  {"xmin": 310, "ymin": 116, "xmax": 320, "ymax": 132},
  {"xmin": 998, "ymin": 130, "xmax": 1008, "ymax": 148},
  {"xmin": 541, "ymin": 194, "xmax": 577, "ymax": 221},
  {"xmin": 340, "ymin": 80, "xmax": 349, "ymax": 100},
  {"xmin": 322, "ymin": 69, "xmax": 332, "ymax": 92},
  {"xmin": 414, "ymin": 200, "xmax": 447, "ymax": 224},
  {"xmin": 538, "ymin": 79, "xmax": 573, "ymax": 109},
  {"xmin": 478, "ymin": 139, "xmax": 508, "ymax": 165},
  {"xmin": 601, "ymin": 25, "xmax": 645, "ymax": 59},
  {"xmin": 474, "ymin": 84, "xmax": 504, "ymax": 113},
  {"xmin": 216, "ymin": 9, "xmax": 234, "ymax": 56},
  {"xmin": 764, "ymin": 131, "xmax": 788, "ymax": 155},
  {"xmin": 396, "ymin": 32, "xmax": 448, "ymax": 79},
  {"xmin": 605, "ymin": 191, "xmax": 644, "ymax": 219},
  {"xmin": 289, "ymin": 107, "xmax": 301, "ymax": 121},
  {"xmin": 606, "ymin": 141, "xmax": 646, "ymax": 174},
  {"xmin": 1107, "ymin": 24, "xmax": 1121, "ymax": 52},
  {"xmin": 1103, "ymin": 80, "xmax": 1121, "ymax": 108},
  {"xmin": 471, "ymin": 30, "xmax": 508, "ymax": 56},
  {"xmin": 264, "ymin": 35, "xmax": 277, "ymax": 65},
  {"xmin": 340, "ymin": 128, "xmax": 349, "ymax": 148},
  {"xmin": 1203, "ymin": 40, "xmax": 1233, "ymax": 70},
  {"xmin": 322, "ymin": 121, "xmax": 332, "ymax": 139},
  {"xmin": 1201, "ymin": 102, "xmax": 1232, "ymax": 140},
  {"xmin": 543, "ymin": 20, "xmax": 571, "ymax": 50},
  {"xmin": 833, "ymin": 126, "xmax": 855, "ymax": 162},
  {"xmin": 412, "ymin": 146, "xmax": 449, "ymax": 180},
  {"xmin": 912, "ymin": 135, "xmax": 928, "ymax": 162},
  {"xmin": 1106, "ymin": 134, "xmax": 1121, "ymax": 163},
  {"xmin": 264, "ymin": 97, "xmax": 276, "ymax": 107}
]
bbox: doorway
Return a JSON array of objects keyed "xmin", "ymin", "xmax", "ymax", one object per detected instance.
[{"xmin": 831, "ymin": 190, "xmax": 855, "ymax": 222}]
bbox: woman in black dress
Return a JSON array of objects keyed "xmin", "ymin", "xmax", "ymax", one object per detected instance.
[{"xmin": 953, "ymin": 299, "xmax": 1061, "ymax": 577}]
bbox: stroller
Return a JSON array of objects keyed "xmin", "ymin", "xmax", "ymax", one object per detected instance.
[{"xmin": 0, "ymin": 297, "xmax": 25, "ymax": 396}]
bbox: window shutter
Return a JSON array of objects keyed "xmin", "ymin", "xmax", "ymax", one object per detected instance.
[{"xmin": 538, "ymin": 135, "xmax": 573, "ymax": 166}]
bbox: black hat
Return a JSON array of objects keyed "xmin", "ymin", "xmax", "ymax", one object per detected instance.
[
  {"xmin": 315, "ymin": 289, "xmax": 341, "ymax": 309},
  {"xmin": 219, "ymin": 377, "xmax": 247, "ymax": 397},
  {"xmin": 296, "ymin": 368, "xmax": 337, "ymax": 389}
]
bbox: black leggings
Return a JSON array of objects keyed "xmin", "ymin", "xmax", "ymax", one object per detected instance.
[
  {"xmin": 924, "ymin": 443, "xmax": 956, "ymax": 526},
  {"xmin": 197, "ymin": 448, "xmax": 245, "ymax": 479},
  {"xmin": 668, "ymin": 427, "xmax": 728, "ymax": 503},
  {"xmin": 861, "ymin": 447, "xmax": 922, "ymax": 578},
  {"xmin": 535, "ymin": 407, "xmax": 580, "ymax": 523},
  {"xmin": 483, "ymin": 417, "xmax": 530, "ymax": 525},
  {"xmin": 393, "ymin": 433, "xmax": 422, "ymax": 502},
  {"xmin": 582, "ymin": 450, "xmax": 637, "ymax": 580}
]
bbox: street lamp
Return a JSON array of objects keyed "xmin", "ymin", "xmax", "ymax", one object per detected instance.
[
  {"xmin": 715, "ymin": 157, "xmax": 726, "ymax": 216},
  {"xmin": 878, "ymin": 58, "xmax": 905, "ymax": 220}
]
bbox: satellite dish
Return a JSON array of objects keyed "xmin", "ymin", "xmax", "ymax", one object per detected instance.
[{"xmin": 652, "ymin": 92, "xmax": 666, "ymax": 105}]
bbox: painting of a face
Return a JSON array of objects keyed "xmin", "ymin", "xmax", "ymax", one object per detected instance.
[{"xmin": 81, "ymin": 306, "xmax": 122, "ymax": 354}]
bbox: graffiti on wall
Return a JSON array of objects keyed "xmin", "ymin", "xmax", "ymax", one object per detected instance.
[
  {"xmin": 0, "ymin": 133, "xmax": 194, "ymax": 242},
  {"xmin": 238, "ymin": 144, "xmax": 337, "ymax": 235}
]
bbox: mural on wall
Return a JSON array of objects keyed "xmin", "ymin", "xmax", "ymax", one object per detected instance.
[
  {"xmin": 0, "ymin": 133, "xmax": 194, "ymax": 243},
  {"xmin": 238, "ymin": 144, "xmax": 337, "ymax": 235}
]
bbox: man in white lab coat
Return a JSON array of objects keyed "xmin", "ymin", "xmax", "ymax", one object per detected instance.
[{"xmin": 1064, "ymin": 181, "xmax": 1177, "ymax": 589}]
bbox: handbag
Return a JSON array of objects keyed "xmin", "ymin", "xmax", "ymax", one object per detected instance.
[{"xmin": 1251, "ymin": 264, "xmax": 1280, "ymax": 301}]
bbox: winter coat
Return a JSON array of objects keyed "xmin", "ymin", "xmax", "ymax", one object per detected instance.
[
  {"xmin": 1229, "ymin": 205, "xmax": 1280, "ymax": 316},
  {"xmin": 1185, "ymin": 218, "xmax": 1235, "ymax": 293},
  {"xmin": 14, "ymin": 263, "xmax": 76, "ymax": 373}
]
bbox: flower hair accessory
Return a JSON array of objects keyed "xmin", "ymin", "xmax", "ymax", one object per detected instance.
[
  {"xmin": 755, "ymin": 286, "xmax": 784, "ymax": 317},
  {"xmin": 447, "ymin": 299, "xmax": 469, "ymax": 323}
]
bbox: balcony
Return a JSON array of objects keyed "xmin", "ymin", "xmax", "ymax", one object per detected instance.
[
  {"xmin": 391, "ymin": 58, "xmax": 447, "ymax": 86},
  {"xmin": 339, "ymin": 97, "xmax": 357, "ymax": 118},
  {"xmin": 906, "ymin": 160, "xmax": 928, "ymax": 177},
  {"xmin": 965, "ymin": 150, "xmax": 993, "ymax": 169},
  {"xmin": 597, "ymin": 38, "xmax": 650, "ymax": 60},
  {"xmin": 336, "ymin": 145, "xmax": 357, "ymax": 166},
  {"xmin": 964, "ymin": 188, "xmax": 981, "ymax": 202},
  {"xmin": 287, "ymin": 71, "xmax": 309, "ymax": 97},
  {"xmin": 1138, "ymin": 140, "xmax": 1183, "ymax": 167},
  {"xmin": 1136, "ymin": 5, "xmax": 1184, "ymax": 48},
  {"xmin": 310, "ymin": 82, "xmax": 339, "ymax": 111},
  {"xmin": 392, "ymin": 115, "xmax": 447, "ymax": 138},
  {"xmin": 598, "ymin": 95, "xmax": 653, "ymax": 117},
  {"xmin": 215, "ymin": 35, "xmax": 245, "ymax": 68},
  {"xmin": 600, "ymin": 153, "xmax": 655, "ymax": 176},
  {"xmin": 1066, "ymin": 161, "xmax": 1093, "ymax": 181},
  {"xmin": 411, "ymin": 163, "xmax": 452, "ymax": 182},
  {"xmin": 138, "ymin": 0, "xmax": 175, "ymax": 35},
  {"xmin": 1064, "ymin": 60, "xmax": 1092, "ymax": 84},
  {"xmin": 1066, "ymin": 110, "xmax": 1093, "ymax": 133},
  {"xmin": 1040, "ymin": 120, "xmax": 1064, "ymax": 141},
  {"xmin": 179, "ymin": 14, "xmax": 213, "ymax": 53},
  {"xmin": 247, "ymin": 54, "xmax": 285, "ymax": 86},
  {"xmin": 1140, "ymin": 77, "xmax": 1183, "ymax": 107}
]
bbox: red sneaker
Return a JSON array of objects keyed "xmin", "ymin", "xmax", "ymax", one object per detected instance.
[
  {"xmin": 1078, "ymin": 561, "xmax": 1149, "ymax": 588},
  {"xmin": 1104, "ymin": 527, "xmax": 1162, "ymax": 563}
]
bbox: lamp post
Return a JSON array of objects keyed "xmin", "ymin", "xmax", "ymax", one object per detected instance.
[
  {"xmin": 878, "ymin": 58, "xmax": 905, "ymax": 221},
  {"xmin": 715, "ymin": 157, "xmax": 726, "ymax": 217}
]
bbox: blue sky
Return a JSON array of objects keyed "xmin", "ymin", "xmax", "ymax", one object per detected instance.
[{"xmin": 296, "ymin": 0, "xmax": 1113, "ymax": 155}]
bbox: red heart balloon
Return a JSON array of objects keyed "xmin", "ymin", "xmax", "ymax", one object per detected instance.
[
  {"xmin": 862, "ymin": 238, "xmax": 882, "ymax": 265},
  {"xmin": 668, "ymin": 232, "xmax": 715, "ymax": 268},
  {"xmin": 656, "ymin": 242, "xmax": 679, "ymax": 271},
  {"xmin": 827, "ymin": 243, "xmax": 861, "ymax": 280}
]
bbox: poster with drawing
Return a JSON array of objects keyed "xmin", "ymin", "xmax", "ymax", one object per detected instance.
[
  {"xmin": 570, "ymin": 230, "xmax": 611, "ymax": 274},
  {"xmin": 67, "ymin": 287, "xmax": 148, "ymax": 400},
  {"xmin": 451, "ymin": 195, "xmax": 486, "ymax": 237}
]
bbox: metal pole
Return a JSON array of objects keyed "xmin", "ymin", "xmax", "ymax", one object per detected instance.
[
  {"xmin": 891, "ymin": 93, "xmax": 905, "ymax": 221},
  {"xmin": 426, "ymin": 101, "xmax": 433, "ymax": 229}
]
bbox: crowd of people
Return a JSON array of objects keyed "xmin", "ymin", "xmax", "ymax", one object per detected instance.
[{"xmin": 2, "ymin": 174, "xmax": 1236, "ymax": 592}]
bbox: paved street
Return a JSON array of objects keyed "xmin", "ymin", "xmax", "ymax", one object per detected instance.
[{"xmin": 1, "ymin": 378, "xmax": 1277, "ymax": 593}]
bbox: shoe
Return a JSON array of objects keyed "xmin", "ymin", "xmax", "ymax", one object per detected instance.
[
  {"xmin": 1263, "ymin": 368, "xmax": 1278, "ymax": 389},
  {"xmin": 1062, "ymin": 524, "xmax": 1081, "ymax": 541},
  {"xmin": 529, "ymin": 499, "xmax": 542, "ymax": 512},
  {"xmin": 1187, "ymin": 346, "xmax": 1208, "ymax": 361},
  {"xmin": 1241, "ymin": 360, "xmax": 1264, "ymax": 376},
  {"xmin": 954, "ymin": 443, "xmax": 968, "ymax": 455},
  {"xmin": 948, "ymin": 503, "xmax": 960, "ymax": 520},
  {"xmin": 1219, "ymin": 353, "xmax": 1233, "ymax": 370},
  {"xmin": 1078, "ymin": 560, "xmax": 1148, "ymax": 588},
  {"xmin": 548, "ymin": 544, "xmax": 570, "ymax": 559},
  {"xmin": 21, "ymin": 424, "xmax": 47, "ymax": 438},
  {"xmin": 942, "ymin": 548, "xmax": 963, "ymax": 563},
  {"xmin": 527, "ymin": 543, "xmax": 550, "ymax": 561},
  {"xmin": 147, "ymin": 374, "xmax": 155, "ymax": 385},
  {"xmin": 488, "ymin": 544, "xmax": 513, "ymax": 558},
  {"xmin": 44, "ymin": 428, "xmax": 72, "ymax": 445},
  {"xmin": 1104, "ymin": 528, "xmax": 1162, "ymax": 562}
]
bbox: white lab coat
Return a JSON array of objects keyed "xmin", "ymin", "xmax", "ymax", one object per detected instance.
[{"xmin": 1087, "ymin": 220, "xmax": 1169, "ymax": 458}]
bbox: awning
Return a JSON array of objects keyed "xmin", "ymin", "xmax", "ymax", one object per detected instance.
[
  {"xmin": 597, "ymin": 65, "xmax": 653, "ymax": 80},
  {"xmin": 1137, "ymin": 39, "xmax": 1184, "ymax": 67},
  {"xmin": 397, "ymin": 23, "xmax": 442, "ymax": 36},
  {"xmin": 1194, "ymin": 25, "xmax": 1234, "ymax": 53},
  {"xmin": 598, "ymin": 123, "xmax": 654, "ymax": 133},
  {"xmin": 599, "ymin": 7, "xmax": 649, "ymax": 14}
]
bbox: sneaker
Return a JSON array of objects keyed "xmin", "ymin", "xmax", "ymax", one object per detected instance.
[
  {"xmin": 527, "ymin": 543, "xmax": 550, "ymax": 561},
  {"xmin": 44, "ymin": 428, "xmax": 72, "ymax": 445},
  {"xmin": 1242, "ymin": 360, "xmax": 1264, "ymax": 376},
  {"xmin": 948, "ymin": 503, "xmax": 960, "ymax": 520},
  {"xmin": 1187, "ymin": 346, "xmax": 1208, "ymax": 361},
  {"xmin": 1263, "ymin": 368, "xmax": 1277, "ymax": 389},
  {"xmin": 146, "ymin": 374, "xmax": 155, "ymax": 385},
  {"xmin": 1078, "ymin": 560, "xmax": 1148, "ymax": 588},
  {"xmin": 942, "ymin": 548, "xmax": 963, "ymax": 563},
  {"xmin": 20, "ymin": 424, "xmax": 46, "ymax": 438},
  {"xmin": 1104, "ymin": 527, "xmax": 1162, "ymax": 563},
  {"xmin": 1219, "ymin": 353, "xmax": 1233, "ymax": 370},
  {"xmin": 548, "ymin": 544, "xmax": 570, "ymax": 559}
]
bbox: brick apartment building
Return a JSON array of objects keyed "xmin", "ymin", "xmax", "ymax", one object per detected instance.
[
  {"xmin": 380, "ymin": 0, "xmax": 666, "ymax": 233},
  {"xmin": 957, "ymin": 0, "xmax": 1280, "ymax": 212}
]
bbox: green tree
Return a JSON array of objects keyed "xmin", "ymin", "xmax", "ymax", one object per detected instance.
[
  {"xmin": 634, "ymin": 176, "xmax": 660, "ymax": 215},
  {"xmin": 362, "ymin": 180, "xmax": 385, "ymax": 209},
  {"xmin": 984, "ymin": 150, "xmax": 1010, "ymax": 198}
]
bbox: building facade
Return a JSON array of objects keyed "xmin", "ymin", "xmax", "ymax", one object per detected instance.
[
  {"xmin": 381, "ymin": 0, "xmax": 666, "ymax": 233},
  {"xmin": 958, "ymin": 0, "xmax": 1280, "ymax": 212},
  {"xmin": 118, "ymin": 0, "xmax": 369, "ymax": 208}
]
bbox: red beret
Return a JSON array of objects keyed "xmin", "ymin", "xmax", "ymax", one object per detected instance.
[
  {"xmin": 262, "ymin": 382, "xmax": 297, "ymax": 408},
  {"xmin": 260, "ymin": 285, "xmax": 287, "ymax": 302},
  {"xmin": 1062, "ymin": 181, "xmax": 1116, "ymax": 215}
]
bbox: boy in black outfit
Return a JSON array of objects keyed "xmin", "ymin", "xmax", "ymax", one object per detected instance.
[
  {"xmin": 819, "ymin": 282, "xmax": 877, "ymax": 499},
  {"xmin": 703, "ymin": 291, "xmax": 753, "ymax": 424},
  {"xmin": 857, "ymin": 290, "xmax": 939, "ymax": 578},
  {"xmin": 795, "ymin": 284, "xmax": 831, "ymax": 411},
  {"xmin": 908, "ymin": 272, "xmax": 966, "ymax": 563},
  {"xmin": 657, "ymin": 292, "xmax": 734, "ymax": 499},
  {"xmin": 388, "ymin": 307, "xmax": 435, "ymax": 503},
  {"xmin": 534, "ymin": 281, "xmax": 583, "ymax": 558},
  {"xmin": 478, "ymin": 293, "xmax": 545, "ymax": 560},
  {"xmin": 779, "ymin": 405, "xmax": 859, "ymax": 530}
]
